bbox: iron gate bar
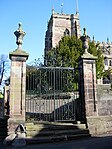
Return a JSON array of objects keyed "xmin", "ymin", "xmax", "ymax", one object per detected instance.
[
  {"xmin": 53, "ymin": 68, "xmax": 56, "ymax": 121},
  {"xmin": 26, "ymin": 66, "xmax": 80, "ymax": 122},
  {"xmin": 38, "ymin": 67, "xmax": 75, "ymax": 70}
]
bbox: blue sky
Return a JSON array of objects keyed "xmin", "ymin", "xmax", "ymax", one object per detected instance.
[{"xmin": 0, "ymin": 0, "xmax": 112, "ymax": 63}]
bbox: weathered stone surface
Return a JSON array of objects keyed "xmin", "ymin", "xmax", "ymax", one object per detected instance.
[
  {"xmin": 44, "ymin": 12, "xmax": 81, "ymax": 58},
  {"xmin": 79, "ymin": 54, "xmax": 98, "ymax": 117},
  {"xmin": 12, "ymin": 132, "xmax": 26, "ymax": 147},
  {"xmin": 10, "ymin": 124, "xmax": 26, "ymax": 147},
  {"xmin": 87, "ymin": 115, "xmax": 112, "ymax": 135},
  {"xmin": 3, "ymin": 134, "xmax": 17, "ymax": 145},
  {"xmin": 8, "ymin": 33, "xmax": 28, "ymax": 133},
  {"xmin": 97, "ymin": 84, "xmax": 112, "ymax": 115}
]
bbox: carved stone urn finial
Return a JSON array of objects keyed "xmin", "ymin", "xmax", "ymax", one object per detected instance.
[
  {"xmin": 14, "ymin": 23, "xmax": 26, "ymax": 50},
  {"xmin": 81, "ymin": 28, "xmax": 90, "ymax": 53},
  {"xmin": 80, "ymin": 28, "xmax": 97, "ymax": 59}
]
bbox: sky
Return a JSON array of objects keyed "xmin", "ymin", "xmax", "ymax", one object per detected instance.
[{"xmin": 0, "ymin": 0, "xmax": 112, "ymax": 63}]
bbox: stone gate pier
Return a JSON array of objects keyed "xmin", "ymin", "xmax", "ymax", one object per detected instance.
[
  {"xmin": 80, "ymin": 29, "xmax": 112, "ymax": 135},
  {"xmin": 7, "ymin": 25, "xmax": 112, "ymax": 137},
  {"xmin": 8, "ymin": 23, "xmax": 29, "ymax": 135}
]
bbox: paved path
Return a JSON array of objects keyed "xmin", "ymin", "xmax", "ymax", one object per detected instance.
[{"xmin": 0, "ymin": 135, "xmax": 112, "ymax": 149}]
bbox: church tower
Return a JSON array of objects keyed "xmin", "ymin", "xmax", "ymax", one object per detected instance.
[{"xmin": 44, "ymin": 6, "xmax": 81, "ymax": 60}]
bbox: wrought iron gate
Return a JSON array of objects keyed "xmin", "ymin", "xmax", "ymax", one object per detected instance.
[{"xmin": 26, "ymin": 67, "xmax": 79, "ymax": 122}]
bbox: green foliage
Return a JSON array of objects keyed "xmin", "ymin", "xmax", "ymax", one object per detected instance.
[
  {"xmin": 47, "ymin": 36, "xmax": 83, "ymax": 67},
  {"xmin": 47, "ymin": 36, "xmax": 104, "ymax": 79},
  {"xmin": 88, "ymin": 41, "xmax": 104, "ymax": 79},
  {"xmin": 103, "ymin": 68, "xmax": 112, "ymax": 84},
  {"xmin": 27, "ymin": 35, "xmax": 105, "ymax": 94}
]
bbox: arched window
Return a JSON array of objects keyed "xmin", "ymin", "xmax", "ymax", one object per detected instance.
[
  {"xmin": 64, "ymin": 29, "xmax": 70, "ymax": 36},
  {"xmin": 109, "ymin": 60, "xmax": 112, "ymax": 66},
  {"xmin": 104, "ymin": 59, "xmax": 108, "ymax": 66}
]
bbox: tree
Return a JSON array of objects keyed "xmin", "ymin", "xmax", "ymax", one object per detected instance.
[
  {"xmin": 47, "ymin": 35, "xmax": 83, "ymax": 67},
  {"xmin": 46, "ymin": 36, "xmax": 83, "ymax": 91},
  {"xmin": 88, "ymin": 41, "xmax": 104, "ymax": 79},
  {"xmin": 47, "ymin": 36, "xmax": 104, "ymax": 79},
  {"xmin": 26, "ymin": 59, "xmax": 45, "ymax": 92},
  {"xmin": 0, "ymin": 55, "xmax": 10, "ymax": 88}
]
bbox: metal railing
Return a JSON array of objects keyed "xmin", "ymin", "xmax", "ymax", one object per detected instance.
[{"xmin": 26, "ymin": 66, "xmax": 80, "ymax": 122}]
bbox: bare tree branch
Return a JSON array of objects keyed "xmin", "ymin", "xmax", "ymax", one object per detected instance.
[{"xmin": 0, "ymin": 55, "xmax": 10, "ymax": 87}]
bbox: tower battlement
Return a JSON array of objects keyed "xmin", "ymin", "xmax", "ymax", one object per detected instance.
[
  {"xmin": 44, "ymin": 8, "xmax": 112, "ymax": 76},
  {"xmin": 44, "ymin": 10, "xmax": 81, "ymax": 58}
]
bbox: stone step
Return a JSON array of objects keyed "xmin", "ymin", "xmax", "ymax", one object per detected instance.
[
  {"xmin": 25, "ymin": 121, "xmax": 90, "ymax": 142},
  {"xmin": 26, "ymin": 133, "xmax": 91, "ymax": 144},
  {"xmin": 25, "ymin": 122, "xmax": 87, "ymax": 131},
  {"xmin": 26, "ymin": 121, "xmax": 85, "ymax": 125},
  {"xmin": 26, "ymin": 128, "xmax": 89, "ymax": 138},
  {"xmin": 25, "ymin": 125, "xmax": 86, "ymax": 131}
]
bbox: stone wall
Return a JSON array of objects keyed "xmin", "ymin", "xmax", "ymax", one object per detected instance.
[
  {"xmin": 87, "ymin": 115, "xmax": 112, "ymax": 135},
  {"xmin": 97, "ymin": 84, "xmax": 112, "ymax": 116},
  {"xmin": 87, "ymin": 84, "xmax": 112, "ymax": 135},
  {"xmin": 53, "ymin": 13, "xmax": 71, "ymax": 47},
  {"xmin": 44, "ymin": 12, "xmax": 81, "ymax": 58}
]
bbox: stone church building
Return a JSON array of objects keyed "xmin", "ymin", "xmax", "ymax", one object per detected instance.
[
  {"xmin": 44, "ymin": 8, "xmax": 81, "ymax": 58},
  {"xmin": 44, "ymin": 8, "xmax": 112, "ymax": 83}
]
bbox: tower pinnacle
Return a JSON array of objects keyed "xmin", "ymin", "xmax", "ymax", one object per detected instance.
[
  {"xmin": 107, "ymin": 37, "xmax": 109, "ymax": 43},
  {"xmin": 52, "ymin": 5, "xmax": 54, "ymax": 14},
  {"xmin": 76, "ymin": 0, "xmax": 79, "ymax": 15},
  {"xmin": 61, "ymin": 2, "xmax": 64, "ymax": 14}
]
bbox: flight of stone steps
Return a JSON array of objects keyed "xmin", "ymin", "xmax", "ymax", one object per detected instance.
[{"xmin": 25, "ymin": 121, "xmax": 90, "ymax": 144}]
